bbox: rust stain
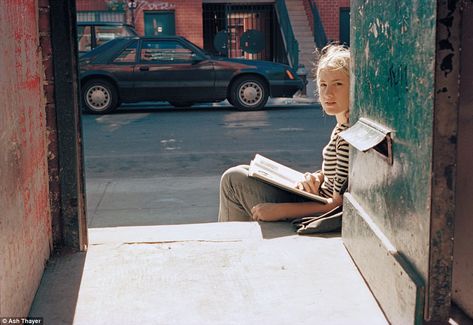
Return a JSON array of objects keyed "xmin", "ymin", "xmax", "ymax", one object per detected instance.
[
  {"xmin": 1, "ymin": 0, "xmax": 53, "ymax": 315},
  {"xmin": 17, "ymin": 77, "xmax": 41, "ymax": 91}
]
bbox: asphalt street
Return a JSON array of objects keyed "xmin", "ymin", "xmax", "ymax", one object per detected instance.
[
  {"xmin": 81, "ymin": 102, "xmax": 338, "ymax": 227},
  {"xmin": 82, "ymin": 103, "xmax": 335, "ymax": 177}
]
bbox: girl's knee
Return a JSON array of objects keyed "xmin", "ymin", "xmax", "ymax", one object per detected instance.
[{"xmin": 220, "ymin": 165, "xmax": 249, "ymax": 189}]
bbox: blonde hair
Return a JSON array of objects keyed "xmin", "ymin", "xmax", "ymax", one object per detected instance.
[{"xmin": 313, "ymin": 44, "xmax": 350, "ymax": 92}]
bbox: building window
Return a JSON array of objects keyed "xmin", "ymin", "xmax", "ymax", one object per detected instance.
[
  {"xmin": 339, "ymin": 8, "xmax": 350, "ymax": 46},
  {"xmin": 77, "ymin": 11, "xmax": 125, "ymax": 23}
]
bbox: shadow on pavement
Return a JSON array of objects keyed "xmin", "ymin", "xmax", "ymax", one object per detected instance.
[
  {"xmin": 258, "ymin": 221, "xmax": 341, "ymax": 239},
  {"xmin": 29, "ymin": 249, "xmax": 87, "ymax": 324}
]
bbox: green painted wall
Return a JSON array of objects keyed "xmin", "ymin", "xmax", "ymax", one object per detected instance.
[{"xmin": 350, "ymin": 1, "xmax": 437, "ymax": 281}]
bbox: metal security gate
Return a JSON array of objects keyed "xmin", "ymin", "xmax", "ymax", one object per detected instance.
[{"xmin": 203, "ymin": 4, "xmax": 287, "ymax": 64}]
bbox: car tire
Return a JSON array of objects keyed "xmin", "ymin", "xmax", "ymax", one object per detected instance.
[
  {"xmin": 82, "ymin": 79, "xmax": 118, "ymax": 114},
  {"xmin": 226, "ymin": 97, "xmax": 236, "ymax": 107},
  {"xmin": 169, "ymin": 101, "xmax": 194, "ymax": 108},
  {"xmin": 230, "ymin": 76, "xmax": 269, "ymax": 111}
]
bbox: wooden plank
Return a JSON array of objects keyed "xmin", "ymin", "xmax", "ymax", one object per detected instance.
[{"xmin": 343, "ymin": 193, "xmax": 425, "ymax": 325}]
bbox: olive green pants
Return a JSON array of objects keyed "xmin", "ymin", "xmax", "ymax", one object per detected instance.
[{"xmin": 218, "ymin": 165, "xmax": 308, "ymax": 222}]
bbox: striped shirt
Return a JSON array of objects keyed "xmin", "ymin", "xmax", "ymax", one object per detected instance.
[{"xmin": 319, "ymin": 123, "xmax": 350, "ymax": 198}]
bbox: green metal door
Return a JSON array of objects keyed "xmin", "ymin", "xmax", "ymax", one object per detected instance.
[
  {"xmin": 342, "ymin": 1, "xmax": 462, "ymax": 324},
  {"xmin": 144, "ymin": 11, "xmax": 175, "ymax": 36}
]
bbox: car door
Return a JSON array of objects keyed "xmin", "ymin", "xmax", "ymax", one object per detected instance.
[
  {"xmin": 106, "ymin": 40, "xmax": 139, "ymax": 101},
  {"xmin": 134, "ymin": 39, "xmax": 215, "ymax": 102}
]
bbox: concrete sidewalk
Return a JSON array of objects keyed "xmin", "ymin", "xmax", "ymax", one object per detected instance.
[
  {"xmin": 119, "ymin": 95, "xmax": 319, "ymax": 111},
  {"xmin": 85, "ymin": 176, "xmax": 221, "ymax": 228},
  {"xmin": 30, "ymin": 222, "xmax": 387, "ymax": 325}
]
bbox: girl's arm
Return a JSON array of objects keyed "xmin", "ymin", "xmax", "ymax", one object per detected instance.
[
  {"xmin": 251, "ymin": 195, "xmax": 342, "ymax": 222},
  {"xmin": 252, "ymin": 138, "xmax": 348, "ymax": 222}
]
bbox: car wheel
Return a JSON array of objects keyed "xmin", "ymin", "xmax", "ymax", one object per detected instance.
[
  {"xmin": 169, "ymin": 101, "xmax": 194, "ymax": 108},
  {"xmin": 82, "ymin": 79, "xmax": 118, "ymax": 114},
  {"xmin": 230, "ymin": 76, "xmax": 269, "ymax": 111}
]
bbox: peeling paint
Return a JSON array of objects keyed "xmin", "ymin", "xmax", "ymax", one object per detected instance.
[{"xmin": 1, "ymin": 0, "xmax": 52, "ymax": 316}]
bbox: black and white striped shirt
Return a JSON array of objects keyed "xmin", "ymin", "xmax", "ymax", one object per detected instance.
[{"xmin": 319, "ymin": 123, "xmax": 350, "ymax": 198}]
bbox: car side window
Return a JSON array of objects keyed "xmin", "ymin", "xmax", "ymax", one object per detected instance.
[
  {"xmin": 140, "ymin": 40, "xmax": 195, "ymax": 63},
  {"xmin": 77, "ymin": 26, "xmax": 92, "ymax": 53},
  {"xmin": 95, "ymin": 26, "xmax": 135, "ymax": 48},
  {"xmin": 113, "ymin": 41, "xmax": 138, "ymax": 63}
]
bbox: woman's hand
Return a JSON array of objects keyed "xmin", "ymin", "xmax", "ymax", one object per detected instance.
[
  {"xmin": 297, "ymin": 172, "xmax": 323, "ymax": 194},
  {"xmin": 251, "ymin": 203, "xmax": 286, "ymax": 222}
]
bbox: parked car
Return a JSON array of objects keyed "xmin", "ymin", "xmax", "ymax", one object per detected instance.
[
  {"xmin": 77, "ymin": 22, "xmax": 138, "ymax": 55},
  {"xmin": 79, "ymin": 36, "xmax": 304, "ymax": 113}
]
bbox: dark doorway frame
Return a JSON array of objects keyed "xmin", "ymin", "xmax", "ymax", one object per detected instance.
[
  {"xmin": 339, "ymin": 7, "xmax": 350, "ymax": 46},
  {"xmin": 49, "ymin": 0, "xmax": 88, "ymax": 252}
]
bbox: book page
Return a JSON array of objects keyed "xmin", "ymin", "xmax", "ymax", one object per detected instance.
[
  {"xmin": 248, "ymin": 154, "xmax": 328, "ymax": 204},
  {"xmin": 251, "ymin": 154, "xmax": 304, "ymax": 187}
]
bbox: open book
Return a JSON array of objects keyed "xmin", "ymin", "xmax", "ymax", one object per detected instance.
[{"xmin": 248, "ymin": 154, "xmax": 329, "ymax": 204}]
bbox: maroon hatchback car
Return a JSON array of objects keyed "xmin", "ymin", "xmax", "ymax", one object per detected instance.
[{"xmin": 79, "ymin": 36, "xmax": 304, "ymax": 113}]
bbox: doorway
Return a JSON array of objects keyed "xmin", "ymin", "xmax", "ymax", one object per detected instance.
[
  {"xmin": 203, "ymin": 4, "xmax": 285, "ymax": 63},
  {"xmin": 144, "ymin": 11, "xmax": 176, "ymax": 36},
  {"xmin": 339, "ymin": 7, "xmax": 350, "ymax": 46}
]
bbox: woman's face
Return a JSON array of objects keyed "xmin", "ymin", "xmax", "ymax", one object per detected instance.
[{"xmin": 318, "ymin": 69, "xmax": 350, "ymax": 118}]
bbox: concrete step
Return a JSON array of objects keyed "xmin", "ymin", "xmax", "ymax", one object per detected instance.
[
  {"xmin": 288, "ymin": 14, "xmax": 309, "ymax": 19},
  {"xmin": 291, "ymin": 21, "xmax": 311, "ymax": 25},
  {"xmin": 300, "ymin": 58, "xmax": 314, "ymax": 62},
  {"xmin": 286, "ymin": 0, "xmax": 316, "ymax": 82},
  {"xmin": 299, "ymin": 52, "xmax": 316, "ymax": 58},
  {"xmin": 289, "ymin": 18, "xmax": 310, "ymax": 24},
  {"xmin": 293, "ymin": 27, "xmax": 311, "ymax": 32},
  {"xmin": 300, "ymin": 57, "xmax": 315, "ymax": 62},
  {"xmin": 294, "ymin": 31, "xmax": 313, "ymax": 37},
  {"xmin": 30, "ymin": 222, "xmax": 388, "ymax": 324},
  {"xmin": 286, "ymin": 3, "xmax": 306, "ymax": 7},
  {"xmin": 299, "ymin": 53, "xmax": 315, "ymax": 58},
  {"xmin": 291, "ymin": 23, "xmax": 310, "ymax": 29},
  {"xmin": 286, "ymin": 10, "xmax": 307, "ymax": 15},
  {"xmin": 300, "ymin": 46, "xmax": 316, "ymax": 50},
  {"xmin": 296, "ymin": 35, "xmax": 315, "ymax": 40},
  {"xmin": 287, "ymin": 14, "xmax": 307, "ymax": 19}
]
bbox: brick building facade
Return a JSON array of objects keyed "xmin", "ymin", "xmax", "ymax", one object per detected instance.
[
  {"xmin": 76, "ymin": 0, "xmax": 351, "ymax": 57},
  {"xmin": 314, "ymin": 0, "xmax": 350, "ymax": 41},
  {"xmin": 77, "ymin": 0, "xmax": 203, "ymax": 46}
]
